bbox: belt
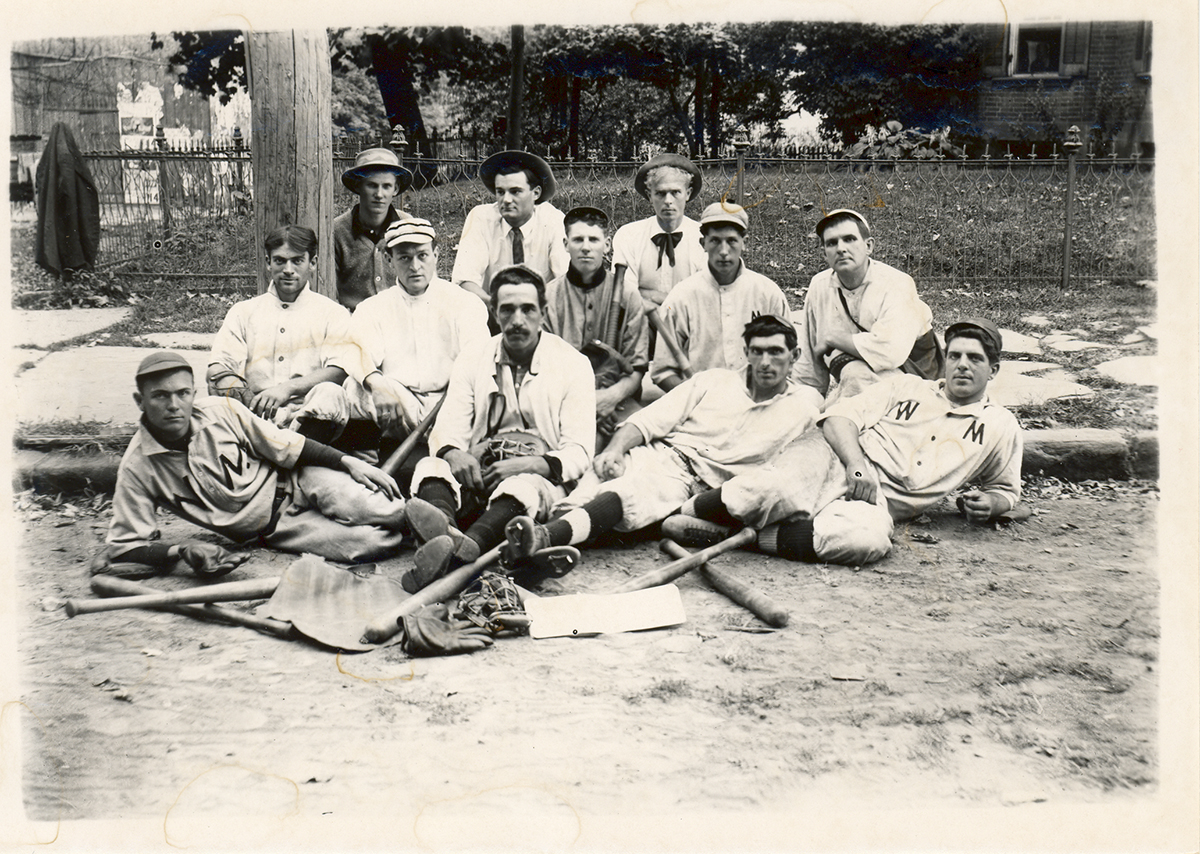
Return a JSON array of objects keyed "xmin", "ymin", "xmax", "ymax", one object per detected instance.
[
  {"xmin": 663, "ymin": 442, "xmax": 705, "ymax": 485},
  {"xmin": 259, "ymin": 479, "xmax": 291, "ymax": 539}
]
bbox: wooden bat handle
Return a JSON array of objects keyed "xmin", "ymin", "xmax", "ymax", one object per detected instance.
[
  {"xmin": 660, "ymin": 539, "xmax": 790, "ymax": 628},
  {"xmin": 645, "ymin": 304, "xmax": 693, "ymax": 380},
  {"xmin": 89, "ymin": 576, "xmax": 293, "ymax": 639},
  {"xmin": 65, "ymin": 577, "xmax": 280, "ymax": 618},
  {"xmin": 382, "ymin": 393, "xmax": 446, "ymax": 478},
  {"xmin": 360, "ymin": 545, "xmax": 503, "ymax": 644},
  {"xmin": 609, "ymin": 527, "xmax": 756, "ymax": 593}
]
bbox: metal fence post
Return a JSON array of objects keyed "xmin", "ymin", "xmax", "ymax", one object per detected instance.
[
  {"xmin": 154, "ymin": 126, "xmax": 172, "ymax": 238},
  {"xmin": 732, "ymin": 125, "xmax": 750, "ymax": 207},
  {"xmin": 1061, "ymin": 125, "xmax": 1083, "ymax": 289}
]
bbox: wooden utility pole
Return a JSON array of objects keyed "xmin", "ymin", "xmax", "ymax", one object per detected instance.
[
  {"xmin": 246, "ymin": 30, "xmax": 334, "ymax": 296},
  {"xmin": 507, "ymin": 25, "xmax": 525, "ymax": 150}
]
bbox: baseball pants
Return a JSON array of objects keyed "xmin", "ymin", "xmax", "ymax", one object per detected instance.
[{"xmin": 411, "ymin": 456, "xmax": 565, "ymax": 522}]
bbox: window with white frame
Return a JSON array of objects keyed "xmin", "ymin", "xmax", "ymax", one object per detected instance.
[{"xmin": 1007, "ymin": 23, "xmax": 1090, "ymax": 77}]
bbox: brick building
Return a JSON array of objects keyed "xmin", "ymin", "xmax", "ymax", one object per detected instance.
[{"xmin": 968, "ymin": 21, "xmax": 1153, "ymax": 156}]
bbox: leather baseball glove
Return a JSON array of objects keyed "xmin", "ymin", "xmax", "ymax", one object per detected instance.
[{"xmin": 176, "ymin": 543, "xmax": 250, "ymax": 581}]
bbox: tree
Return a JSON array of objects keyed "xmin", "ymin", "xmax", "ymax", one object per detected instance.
[
  {"xmin": 787, "ymin": 23, "xmax": 982, "ymax": 144},
  {"xmin": 151, "ymin": 31, "xmax": 246, "ymax": 105}
]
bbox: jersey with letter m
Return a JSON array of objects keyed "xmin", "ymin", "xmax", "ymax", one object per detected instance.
[
  {"xmin": 107, "ymin": 397, "xmax": 305, "ymax": 558},
  {"xmin": 821, "ymin": 373, "xmax": 1023, "ymax": 520}
]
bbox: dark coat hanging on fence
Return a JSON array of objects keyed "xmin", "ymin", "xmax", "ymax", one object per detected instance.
[{"xmin": 35, "ymin": 123, "xmax": 101, "ymax": 277}]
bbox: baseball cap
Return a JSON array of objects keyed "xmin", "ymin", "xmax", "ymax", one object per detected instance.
[
  {"xmin": 816, "ymin": 208, "xmax": 871, "ymax": 238},
  {"xmin": 699, "ymin": 201, "xmax": 749, "ymax": 231},
  {"xmin": 945, "ymin": 318, "xmax": 1004, "ymax": 354},
  {"xmin": 384, "ymin": 217, "xmax": 436, "ymax": 249},
  {"xmin": 136, "ymin": 350, "xmax": 193, "ymax": 380}
]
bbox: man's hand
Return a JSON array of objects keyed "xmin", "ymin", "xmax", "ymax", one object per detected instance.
[
  {"xmin": 595, "ymin": 385, "xmax": 626, "ymax": 420},
  {"xmin": 959, "ymin": 490, "xmax": 1002, "ymax": 523},
  {"xmin": 342, "ymin": 455, "xmax": 401, "ymax": 500},
  {"xmin": 249, "ymin": 382, "xmax": 296, "ymax": 421},
  {"xmin": 367, "ymin": 374, "xmax": 420, "ymax": 434},
  {"xmin": 482, "ymin": 456, "xmax": 548, "ymax": 491},
  {"xmin": 593, "ymin": 450, "xmax": 626, "ymax": 481},
  {"xmin": 176, "ymin": 543, "xmax": 250, "ymax": 581},
  {"xmin": 445, "ymin": 448, "xmax": 485, "ymax": 494},
  {"xmin": 844, "ymin": 462, "xmax": 879, "ymax": 504}
]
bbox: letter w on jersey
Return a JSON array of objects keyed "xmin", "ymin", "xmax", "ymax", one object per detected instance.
[{"xmin": 892, "ymin": 400, "xmax": 921, "ymax": 421}]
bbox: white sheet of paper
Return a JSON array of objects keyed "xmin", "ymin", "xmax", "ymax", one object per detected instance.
[{"xmin": 525, "ymin": 584, "xmax": 686, "ymax": 639}]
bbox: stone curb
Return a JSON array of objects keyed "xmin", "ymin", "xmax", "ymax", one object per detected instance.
[{"xmin": 13, "ymin": 429, "xmax": 1159, "ymax": 498}]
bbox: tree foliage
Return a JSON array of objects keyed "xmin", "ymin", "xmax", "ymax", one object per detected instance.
[
  {"xmin": 787, "ymin": 23, "xmax": 982, "ymax": 144},
  {"xmin": 151, "ymin": 31, "xmax": 246, "ymax": 105}
]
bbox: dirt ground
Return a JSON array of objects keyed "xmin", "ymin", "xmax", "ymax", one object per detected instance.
[{"xmin": 6, "ymin": 478, "xmax": 1162, "ymax": 847}]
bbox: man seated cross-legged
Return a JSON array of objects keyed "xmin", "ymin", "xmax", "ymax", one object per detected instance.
[
  {"xmin": 500, "ymin": 315, "xmax": 818, "ymax": 569},
  {"xmin": 402, "ymin": 265, "xmax": 596, "ymax": 592}
]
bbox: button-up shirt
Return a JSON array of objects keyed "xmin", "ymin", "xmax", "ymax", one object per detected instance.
[
  {"xmin": 797, "ymin": 258, "xmax": 933, "ymax": 395},
  {"xmin": 450, "ymin": 202, "xmax": 568, "ymax": 294},
  {"xmin": 626, "ymin": 368, "xmax": 818, "ymax": 487},
  {"xmin": 820, "ymin": 373, "xmax": 1022, "ymax": 519},
  {"xmin": 651, "ymin": 263, "xmax": 792, "ymax": 387},
  {"xmin": 612, "ymin": 215, "xmax": 705, "ymax": 307},
  {"xmin": 335, "ymin": 276, "xmax": 490, "ymax": 420},
  {"xmin": 543, "ymin": 267, "xmax": 650, "ymax": 374},
  {"xmin": 430, "ymin": 332, "xmax": 595, "ymax": 483},
  {"xmin": 208, "ymin": 283, "xmax": 352, "ymax": 397}
]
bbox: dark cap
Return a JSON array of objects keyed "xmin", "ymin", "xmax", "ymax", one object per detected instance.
[
  {"xmin": 945, "ymin": 318, "xmax": 1003, "ymax": 354},
  {"xmin": 135, "ymin": 350, "xmax": 194, "ymax": 380},
  {"xmin": 563, "ymin": 206, "xmax": 610, "ymax": 228}
]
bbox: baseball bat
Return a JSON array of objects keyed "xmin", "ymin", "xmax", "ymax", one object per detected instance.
[
  {"xmin": 381, "ymin": 392, "xmax": 446, "ymax": 478},
  {"xmin": 65, "ymin": 577, "xmax": 280, "ymax": 618},
  {"xmin": 609, "ymin": 527, "xmax": 756, "ymax": 593},
  {"xmin": 360, "ymin": 544, "xmax": 503, "ymax": 644},
  {"xmin": 660, "ymin": 539, "xmax": 790, "ymax": 628},
  {"xmin": 90, "ymin": 576, "xmax": 294, "ymax": 639},
  {"xmin": 644, "ymin": 304, "xmax": 693, "ymax": 380}
]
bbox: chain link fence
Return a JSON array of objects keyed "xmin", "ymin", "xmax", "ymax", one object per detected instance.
[{"xmin": 80, "ymin": 149, "xmax": 1154, "ymax": 294}]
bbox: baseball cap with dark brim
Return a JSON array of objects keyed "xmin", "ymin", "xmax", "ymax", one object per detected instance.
[
  {"xmin": 341, "ymin": 147, "xmax": 414, "ymax": 194},
  {"xmin": 136, "ymin": 350, "xmax": 193, "ymax": 380},
  {"xmin": 816, "ymin": 208, "xmax": 871, "ymax": 239},
  {"xmin": 945, "ymin": 318, "xmax": 1004, "ymax": 354},
  {"xmin": 563, "ymin": 206, "xmax": 610, "ymax": 227},
  {"xmin": 699, "ymin": 201, "xmax": 749, "ymax": 231},
  {"xmin": 634, "ymin": 153, "xmax": 702, "ymax": 201},
  {"xmin": 480, "ymin": 150, "xmax": 556, "ymax": 203},
  {"xmin": 384, "ymin": 217, "xmax": 437, "ymax": 250}
]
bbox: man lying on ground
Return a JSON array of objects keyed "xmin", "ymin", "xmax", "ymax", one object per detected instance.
[
  {"xmin": 402, "ymin": 265, "xmax": 595, "ymax": 592},
  {"xmin": 660, "ymin": 318, "xmax": 1022, "ymax": 567},
  {"xmin": 500, "ymin": 315, "xmax": 818, "ymax": 571},
  {"xmin": 92, "ymin": 351, "xmax": 408, "ymax": 578},
  {"xmin": 207, "ymin": 225, "xmax": 352, "ymax": 440},
  {"xmin": 796, "ymin": 208, "xmax": 940, "ymax": 404},
  {"xmin": 543, "ymin": 206, "xmax": 650, "ymax": 448}
]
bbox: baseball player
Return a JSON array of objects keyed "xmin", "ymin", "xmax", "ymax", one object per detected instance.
[
  {"xmin": 403, "ymin": 265, "xmax": 595, "ymax": 592},
  {"xmin": 543, "ymin": 206, "xmax": 650, "ymax": 446},
  {"xmin": 661, "ymin": 318, "xmax": 1023, "ymax": 567},
  {"xmin": 650, "ymin": 201, "xmax": 793, "ymax": 392},
  {"xmin": 332, "ymin": 217, "xmax": 490, "ymax": 481},
  {"xmin": 611, "ymin": 153, "xmax": 705, "ymax": 310},
  {"xmin": 207, "ymin": 225, "xmax": 352, "ymax": 443},
  {"xmin": 451, "ymin": 150, "xmax": 568, "ymax": 307},
  {"xmin": 501, "ymin": 315, "xmax": 818, "ymax": 571},
  {"xmin": 332, "ymin": 147, "xmax": 414, "ymax": 311},
  {"xmin": 92, "ymin": 351, "xmax": 409, "ymax": 577},
  {"xmin": 796, "ymin": 208, "xmax": 939, "ymax": 403}
]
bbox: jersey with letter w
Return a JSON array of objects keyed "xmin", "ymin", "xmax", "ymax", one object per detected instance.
[
  {"xmin": 821, "ymin": 373, "xmax": 1022, "ymax": 520},
  {"xmin": 107, "ymin": 397, "xmax": 305, "ymax": 558}
]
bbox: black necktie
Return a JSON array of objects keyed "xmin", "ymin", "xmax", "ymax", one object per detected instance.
[
  {"xmin": 510, "ymin": 226, "xmax": 524, "ymax": 265},
  {"xmin": 651, "ymin": 231, "xmax": 683, "ymax": 268}
]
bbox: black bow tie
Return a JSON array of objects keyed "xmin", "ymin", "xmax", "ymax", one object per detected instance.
[{"xmin": 651, "ymin": 231, "xmax": 683, "ymax": 268}]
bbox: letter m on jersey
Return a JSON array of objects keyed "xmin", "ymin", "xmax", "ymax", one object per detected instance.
[
  {"xmin": 962, "ymin": 420, "xmax": 986, "ymax": 445},
  {"xmin": 892, "ymin": 400, "xmax": 921, "ymax": 421}
]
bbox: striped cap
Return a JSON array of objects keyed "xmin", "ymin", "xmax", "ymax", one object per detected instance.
[{"xmin": 384, "ymin": 217, "xmax": 436, "ymax": 249}]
